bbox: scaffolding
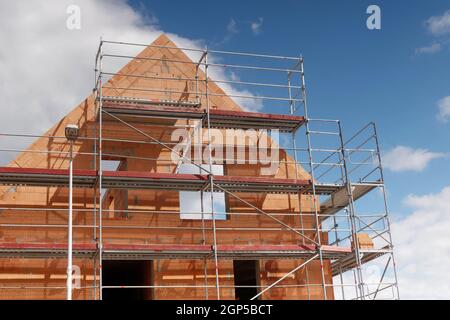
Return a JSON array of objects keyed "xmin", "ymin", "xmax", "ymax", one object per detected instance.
[{"xmin": 0, "ymin": 36, "xmax": 399, "ymax": 300}]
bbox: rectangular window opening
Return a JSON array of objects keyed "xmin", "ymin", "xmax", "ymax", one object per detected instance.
[
  {"xmin": 179, "ymin": 163, "xmax": 227, "ymax": 220},
  {"xmin": 233, "ymin": 260, "xmax": 260, "ymax": 300},
  {"xmin": 102, "ymin": 260, "xmax": 153, "ymax": 300}
]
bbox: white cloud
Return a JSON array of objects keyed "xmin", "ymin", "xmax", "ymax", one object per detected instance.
[
  {"xmin": 426, "ymin": 10, "xmax": 450, "ymax": 36},
  {"xmin": 437, "ymin": 96, "xmax": 450, "ymax": 122},
  {"xmin": 383, "ymin": 146, "xmax": 445, "ymax": 172},
  {"xmin": 392, "ymin": 186, "xmax": 450, "ymax": 299},
  {"xmin": 416, "ymin": 11, "xmax": 450, "ymax": 56},
  {"xmin": 217, "ymin": 18, "xmax": 239, "ymax": 45},
  {"xmin": 0, "ymin": 0, "xmax": 262, "ymax": 164},
  {"xmin": 415, "ymin": 42, "xmax": 441, "ymax": 55},
  {"xmin": 251, "ymin": 17, "xmax": 264, "ymax": 35},
  {"xmin": 0, "ymin": 0, "xmax": 162, "ymax": 160},
  {"xmin": 227, "ymin": 18, "xmax": 238, "ymax": 34}
]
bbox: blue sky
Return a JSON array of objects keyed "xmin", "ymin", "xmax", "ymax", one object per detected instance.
[{"xmin": 127, "ymin": 0, "xmax": 450, "ymax": 214}]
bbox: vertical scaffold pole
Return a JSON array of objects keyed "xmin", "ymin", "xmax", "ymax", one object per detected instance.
[
  {"xmin": 300, "ymin": 57, "xmax": 328, "ymax": 300},
  {"xmin": 337, "ymin": 120, "xmax": 365, "ymax": 299},
  {"xmin": 93, "ymin": 42, "xmax": 99, "ymax": 301},
  {"xmin": 98, "ymin": 38, "xmax": 104, "ymax": 300},
  {"xmin": 200, "ymin": 189, "xmax": 208, "ymax": 299},
  {"xmin": 287, "ymin": 69, "xmax": 311, "ymax": 299},
  {"xmin": 195, "ymin": 58, "xmax": 209, "ymax": 299},
  {"xmin": 336, "ymin": 146, "xmax": 346, "ymax": 299},
  {"xmin": 67, "ymin": 140, "xmax": 74, "ymax": 300},
  {"xmin": 203, "ymin": 47, "xmax": 221, "ymax": 300},
  {"xmin": 372, "ymin": 122, "xmax": 400, "ymax": 300}
]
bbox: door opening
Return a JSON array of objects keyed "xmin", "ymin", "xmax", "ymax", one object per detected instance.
[
  {"xmin": 233, "ymin": 260, "xmax": 259, "ymax": 300},
  {"xmin": 102, "ymin": 260, "xmax": 153, "ymax": 300}
]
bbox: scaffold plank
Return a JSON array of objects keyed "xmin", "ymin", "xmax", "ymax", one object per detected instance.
[
  {"xmin": 102, "ymin": 99, "xmax": 305, "ymax": 132},
  {"xmin": 216, "ymin": 244, "xmax": 351, "ymax": 260},
  {"xmin": 331, "ymin": 246, "xmax": 392, "ymax": 276},
  {"xmin": 0, "ymin": 242, "xmax": 352, "ymax": 260},
  {"xmin": 0, "ymin": 167, "xmax": 327, "ymax": 194},
  {"xmin": 0, "ymin": 242, "xmax": 97, "ymax": 259},
  {"xmin": 0, "ymin": 167, "xmax": 96, "ymax": 188},
  {"xmin": 320, "ymin": 182, "xmax": 381, "ymax": 218}
]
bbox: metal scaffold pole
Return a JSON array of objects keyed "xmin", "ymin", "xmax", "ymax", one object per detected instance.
[
  {"xmin": 92, "ymin": 38, "xmax": 100, "ymax": 301},
  {"xmin": 195, "ymin": 57, "xmax": 209, "ymax": 300},
  {"xmin": 337, "ymin": 120, "xmax": 365, "ymax": 299},
  {"xmin": 98, "ymin": 38, "xmax": 104, "ymax": 300},
  {"xmin": 372, "ymin": 122, "xmax": 400, "ymax": 299},
  {"xmin": 288, "ymin": 69, "xmax": 311, "ymax": 299},
  {"xmin": 203, "ymin": 47, "xmax": 221, "ymax": 300},
  {"xmin": 299, "ymin": 57, "xmax": 328, "ymax": 300},
  {"xmin": 66, "ymin": 139, "xmax": 74, "ymax": 300}
]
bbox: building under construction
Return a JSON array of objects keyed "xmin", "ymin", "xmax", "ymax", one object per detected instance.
[{"xmin": 0, "ymin": 34, "xmax": 399, "ymax": 300}]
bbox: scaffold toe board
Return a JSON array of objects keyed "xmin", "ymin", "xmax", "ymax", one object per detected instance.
[
  {"xmin": 0, "ymin": 167, "xmax": 320, "ymax": 194},
  {"xmin": 102, "ymin": 244, "xmax": 212, "ymax": 260},
  {"xmin": 206, "ymin": 109, "xmax": 305, "ymax": 132},
  {"xmin": 211, "ymin": 175, "xmax": 312, "ymax": 193},
  {"xmin": 0, "ymin": 167, "xmax": 96, "ymax": 187},
  {"xmin": 101, "ymin": 171, "xmax": 314, "ymax": 193},
  {"xmin": 216, "ymin": 244, "xmax": 351, "ymax": 260},
  {"xmin": 0, "ymin": 242, "xmax": 352, "ymax": 260},
  {"xmin": 0, "ymin": 242, "xmax": 97, "ymax": 259},
  {"xmin": 102, "ymin": 99, "xmax": 305, "ymax": 132},
  {"xmin": 102, "ymin": 96, "xmax": 201, "ymax": 108}
]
